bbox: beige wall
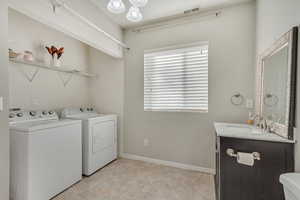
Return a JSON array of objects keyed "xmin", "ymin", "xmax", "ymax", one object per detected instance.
[
  {"xmin": 88, "ymin": 47, "xmax": 125, "ymax": 153},
  {"xmin": 256, "ymin": 0, "xmax": 300, "ymax": 55},
  {"xmin": 123, "ymin": 2, "xmax": 256, "ymax": 169},
  {"xmin": 0, "ymin": 0, "xmax": 9, "ymax": 199},
  {"xmin": 256, "ymin": 0, "xmax": 300, "ymax": 171},
  {"xmin": 8, "ymin": 9, "xmax": 91, "ymax": 110}
]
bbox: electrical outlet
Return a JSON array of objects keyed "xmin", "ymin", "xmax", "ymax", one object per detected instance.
[
  {"xmin": 143, "ymin": 139, "xmax": 149, "ymax": 147},
  {"xmin": 246, "ymin": 99, "xmax": 254, "ymax": 109},
  {"xmin": 0, "ymin": 97, "xmax": 3, "ymax": 112}
]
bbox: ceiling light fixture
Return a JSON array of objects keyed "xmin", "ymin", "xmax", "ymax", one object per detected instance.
[
  {"xmin": 126, "ymin": 6, "xmax": 143, "ymax": 22},
  {"xmin": 107, "ymin": 0, "xmax": 148, "ymax": 22},
  {"xmin": 129, "ymin": 0, "xmax": 148, "ymax": 7},
  {"xmin": 107, "ymin": 0, "xmax": 126, "ymax": 14}
]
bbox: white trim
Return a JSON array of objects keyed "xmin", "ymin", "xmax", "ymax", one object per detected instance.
[{"xmin": 120, "ymin": 153, "xmax": 215, "ymax": 175}]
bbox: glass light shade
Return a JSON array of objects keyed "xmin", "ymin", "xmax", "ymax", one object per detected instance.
[
  {"xmin": 107, "ymin": 0, "xmax": 126, "ymax": 14},
  {"xmin": 126, "ymin": 6, "xmax": 143, "ymax": 22},
  {"xmin": 129, "ymin": 0, "xmax": 148, "ymax": 7}
]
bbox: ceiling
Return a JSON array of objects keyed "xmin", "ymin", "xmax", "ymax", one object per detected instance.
[{"xmin": 90, "ymin": 0, "xmax": 253, "ymax": 28}]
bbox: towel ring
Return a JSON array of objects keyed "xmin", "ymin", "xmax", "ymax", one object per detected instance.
[
  {"xmin": 263, "ymin": 93, "xmax": 279, "ymax": 107},
  {"xmin": 231, "ymin": 92, "xmax": 244, "ymax": 106}
]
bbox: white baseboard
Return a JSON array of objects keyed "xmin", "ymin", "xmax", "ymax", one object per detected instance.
[{"xmin": 120, "ymin": 153, "xmax": 215, "ymax": 175}]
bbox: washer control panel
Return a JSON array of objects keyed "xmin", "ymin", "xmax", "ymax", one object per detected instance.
[{"xmin": 9, "ymin": 109, "xmax": 58, "ymax": 123}]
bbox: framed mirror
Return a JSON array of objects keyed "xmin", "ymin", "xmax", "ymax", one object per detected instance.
[{"xmin": 256, "ymin": 26, "xmax": 298, "ymax": 140}]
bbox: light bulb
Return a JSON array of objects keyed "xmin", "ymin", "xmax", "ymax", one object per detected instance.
[
  {"xmin": 127, "ymin": 6, "xmax": 143, "ymax": 22},
  {"xmin": 129, "ymin": 0, "xmax": 148, "ymax": 7},
  {"xmin": 107, "ymin": 0, "xmax": 126, "ymax": 14}
]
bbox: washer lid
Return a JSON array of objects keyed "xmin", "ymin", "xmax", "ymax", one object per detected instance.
[
  {"xmin": 9, "ymin": 119, "xmax": 81, "ymax": 132},
  {"xmin": 280, "ymin": 173, "xmax": 300, "ymax": 198}
]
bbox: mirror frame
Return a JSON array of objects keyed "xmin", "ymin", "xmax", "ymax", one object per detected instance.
[{"xmin": 256, "ymin": 26, "xmax": 298, "ymax": 140}]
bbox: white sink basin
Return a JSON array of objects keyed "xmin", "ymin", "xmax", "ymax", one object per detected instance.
[
  {"xmin": 223, "ymin": 124, "xmax": 265, "ymax": 135},
  {"xmin": 214, "ymin": 122, "xmax": 294, "ymax": 143}
]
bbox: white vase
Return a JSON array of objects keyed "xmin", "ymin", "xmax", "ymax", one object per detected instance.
[{"xmin": 51, "ymin": 57, "xmax": 61, "ymax": 67}]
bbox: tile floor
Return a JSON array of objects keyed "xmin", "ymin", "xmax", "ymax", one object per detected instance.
[{"xmin": 53, "ymin": 159, "xmax": 215, "ymax": 200}]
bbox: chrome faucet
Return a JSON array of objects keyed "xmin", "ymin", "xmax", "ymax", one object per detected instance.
[
  {"xmin": 253, "ymin": 114, "xmax": 262, "ymax": 127},
  {"xmin": 253, "ymin": 115, "xmax": 269, "ymax": 132}
]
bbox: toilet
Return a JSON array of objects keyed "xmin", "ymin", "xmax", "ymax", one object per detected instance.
[{"xmin": 280, "ymin": 173, "xmax": 300, "ymax": 200}]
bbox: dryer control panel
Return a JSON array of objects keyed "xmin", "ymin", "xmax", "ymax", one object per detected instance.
[{"xmin": 61, "ymin": 107, "xmax": 96, "ymax": 117}]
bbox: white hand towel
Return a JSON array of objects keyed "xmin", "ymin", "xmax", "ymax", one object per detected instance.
[{"xmin": 237, "ymin": 152, "xmax": 254, "ymax": 166}]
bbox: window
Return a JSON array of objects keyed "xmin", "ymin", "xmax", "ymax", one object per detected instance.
[{"xmin": 144, "ymin": 42, "xmax": 209, "ymax": 112}]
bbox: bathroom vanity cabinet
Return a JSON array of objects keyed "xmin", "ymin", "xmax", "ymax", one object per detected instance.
[
  {"xmin": 215, "ymin": 137, "xmax": 294, "ymax": 200},
  {"xmin": 214, "ymin": 26, "xmax": 298, "ymax": 200}
]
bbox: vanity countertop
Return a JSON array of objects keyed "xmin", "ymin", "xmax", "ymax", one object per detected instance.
[{"xmin": 214, "ymin": 122, "xmax": 295, "ymax": 144}]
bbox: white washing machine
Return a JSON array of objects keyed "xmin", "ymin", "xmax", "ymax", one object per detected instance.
[
  {"xmin": 61, "ymin": 108, "xmax": 117, "ymax": 176},
  {"xmin": 9, "ymin": 109, "xmax": 82, "ymax": 200}
]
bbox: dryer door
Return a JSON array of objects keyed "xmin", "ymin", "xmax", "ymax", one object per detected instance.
[{"xmin": 92, "ymin": 120, "xmax": 115, "ymax": 153}]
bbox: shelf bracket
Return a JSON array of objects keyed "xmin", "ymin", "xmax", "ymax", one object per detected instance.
[
  {"xmin": 50, "ymin": 0, "xmax": 63, "ymax": 13},
  {"xmin": 58, "ymin": 72, "xmax": 73, "ymax": 87},
  {"xmin": 19, "ymin": 66, "xmax": 40, "ymax": 83}
]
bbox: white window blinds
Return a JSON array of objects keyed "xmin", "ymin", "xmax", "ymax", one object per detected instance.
[{"xmin": 144, "ymin": 42, "xmax": 209, "ymax": 112}]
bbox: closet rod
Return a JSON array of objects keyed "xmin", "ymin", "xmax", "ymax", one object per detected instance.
[{"xmin": 51, "ymin": 0, "xmax": 129, "ymax": 50}]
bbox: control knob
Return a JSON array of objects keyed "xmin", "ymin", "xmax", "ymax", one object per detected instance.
[
  {"xmin": 29, "ymin": 111, "xmax": 36, "ymax": 116},
  {"xmin": 16, "ymin": 113, "xmax": 23, "ymax": 117}
]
